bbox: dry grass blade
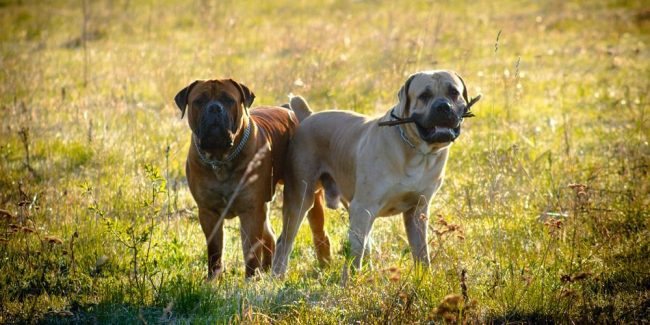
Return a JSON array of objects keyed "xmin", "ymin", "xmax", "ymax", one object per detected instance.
[{"xmin": 206, "ymin": 146, "xmax": 269, "ymax": 244}]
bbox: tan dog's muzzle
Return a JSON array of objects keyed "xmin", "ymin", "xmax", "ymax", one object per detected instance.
[
  {"xmin": 379, "ymin": 94, "xmax": 481, "ymax": 143},
  {"xmin": 411, "ymin": 97, "xmax": 462, "ymax": 143}
]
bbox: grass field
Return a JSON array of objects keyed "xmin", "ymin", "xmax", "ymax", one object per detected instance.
[{"xmin": 1, "ymin": 0, "xmax": 649, "ymax": 323}]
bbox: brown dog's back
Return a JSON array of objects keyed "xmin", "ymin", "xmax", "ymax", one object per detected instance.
[{"xmin": 250, "ymin": 106, "xmax": 299, "ymax": 197}]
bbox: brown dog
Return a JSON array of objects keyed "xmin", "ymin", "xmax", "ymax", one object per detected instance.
[{"xmin": 174, "ymin": 79, "xmax": 331, "ymax": 279}]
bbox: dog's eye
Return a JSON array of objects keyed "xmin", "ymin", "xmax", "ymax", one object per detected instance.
[
  {"xmin": 222, "ymin": 97, "xmax": 235, "ymax": 106},
  {"xmin": 449, "ymin": 88, "xmax": 460, "ymax": 101},
  {"xmin": 219, "ymin": 95, "xmax": 236, "ymax": 106},
  {"xmin": 418, "ymin": 92, "xmax": 432, "ymax": 102},
  {"xmin": 192, "ymin": 98, "xmax": 205, "ymax": 107}
]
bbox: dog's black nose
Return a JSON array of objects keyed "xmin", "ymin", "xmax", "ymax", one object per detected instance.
[
  {"xmin": 433, "ymin": 99, "xmax": 452, "ymax": 112},
  {"xmin": 206, "ymin": 101, "xmax": 223, "ymax": 113}
]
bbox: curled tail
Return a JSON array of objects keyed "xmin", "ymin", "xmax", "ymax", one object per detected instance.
[{"xmin": 281, "ymin": 94, "xmax": 313, "ymax": 122}]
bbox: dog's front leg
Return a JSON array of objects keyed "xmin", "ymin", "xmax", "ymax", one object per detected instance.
[
  {"xmin": 347, "ymin": 201, "xmax": 377, "ymax": 270},
  {"xmin": 239, "ymin": 206, "xmax": 269, "ymax": 278},
  {"xmin": 198, "ymin": 207, "xmax": 225, "ymax": 280},
  {"xmin": 403, "ymin": 205, "xmax": 431, "ymax": 265}
]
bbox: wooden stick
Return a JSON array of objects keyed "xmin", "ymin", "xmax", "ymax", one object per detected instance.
[
  {"xmin": 377, "ymin": 94, "xmax": 482, "ymax": 127},
  {"xmin": 378, "ymin": 118, "xmax": 415, "ymax": 127},
  {"xmin": 466, "ymin": 94, "xmax": 482, "ymax": 110}
]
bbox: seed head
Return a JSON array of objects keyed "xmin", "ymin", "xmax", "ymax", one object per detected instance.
[
  {"xmin": 43, "ymin": 236, "xmax": 63, "ymax": 245},
  {"xmin": 21, "ymin": 227, "xmax": 36, "ymax": 234},
  {"xmin": 0, "ymin": 209, "xmax": 15, "ymax": 221},
  {"xmin": 442, "ymin": 294, "xmax": 463, "ymax": 305}
]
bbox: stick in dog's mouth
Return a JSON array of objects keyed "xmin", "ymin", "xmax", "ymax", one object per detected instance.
[{"xmin": 378, "ymin": 94, "xmax": 482, "ymax": 127}]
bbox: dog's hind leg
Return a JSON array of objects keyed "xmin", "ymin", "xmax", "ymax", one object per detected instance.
[
  {"xmin": 307, "ymin": 189, "xmax": 331, "ymax": 267},
  {"xmin": 272, "ymin": 179, "xmax": 316, "ymax": 276},
  {"xmin": 261, "ymin": 202, "xmax": 276, "ymax": 271}
]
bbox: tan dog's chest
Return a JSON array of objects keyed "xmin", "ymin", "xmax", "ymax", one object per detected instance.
[
  {"xmin": 376, "ymin": 167, "xmax": 445, "ymax": 216},
  {"xmin": 353, "ymin": 143, "xmax": 448, "ymax": 217}
]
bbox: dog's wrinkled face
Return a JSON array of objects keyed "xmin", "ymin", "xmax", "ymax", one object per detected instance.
[
  {"xmin": 397, "ymin": 70, "xmax": 469, "ymax": 144},
  {"xmin": 174, "ymin": 79, "xmax": 255, "ymax": 152}
]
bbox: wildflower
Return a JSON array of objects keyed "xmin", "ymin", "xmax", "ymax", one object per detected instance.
[
  {"xmin": 572, "ymin": 271, "xmax": 591, "ymax": 281},
  {"xmin": 442, "ymin": 294, "xmax": 463, "ymax": 305},
  {"xmin": 432, "ymin": 293, "xmax": 474, "ymax": 323},
  {"xmin": 562, "ymin": 271, "xmax": 591, "ymax": 283},
  {"xmin": 21, "ymin": 227, "xmax": 36, "ymax": 234},
  {"xmin": 0, "ymin": 209, "xmax": 15, "ymax": 221},
  {"xmin": 43, "ymin": 236, "xmax": 63, "ymax": 245},
  {"xmin": 544, "ymin": 218, "xmax": 563, "ymax": 237},
  {"xmin": 385, "ymin": 266, "xmax": 401, "ymax": 282},
  {"xmin": 560, "ymin": 274, "xmax": 572, "ymax": 283},
  {"xmin": 56, "ymin": 310, "xmax": 74, "ymax": 317},
  {"xmin": 559, "ymin": 288, "xmax": 575, "ymax": 298},
  {"xmin": 568, "ymin": 183, "xmax": 588, "ymax": 197},
  {"xmin": 160, "ymin": 301, "xmax": 174, "ymax": 322},
  {"xmin": 442, "ymin": 311, "xmax": 456, "ymax": 322}
]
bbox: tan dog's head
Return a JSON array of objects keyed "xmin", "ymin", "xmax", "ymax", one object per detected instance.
[
  {"xmin": 395, "ymin": 70, "xmax": 471, "ymax": 144},
  {"xmin": 174, "ymin": 79, "xmax": 255, "ymax": 152}
]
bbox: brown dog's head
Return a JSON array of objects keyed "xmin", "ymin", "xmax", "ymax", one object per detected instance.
[
  {"xmin": 396, "ymin": 70, "xmax": 471, "ymax": 144},
  {"xmin": 174, "ymin": 79, "xmax": 255, "ymax": 152}
]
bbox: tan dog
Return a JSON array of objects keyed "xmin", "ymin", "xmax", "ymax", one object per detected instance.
[
  {"xmin": 272, "ymin": 70, "xmax": 478, "ymax": 276},
  {"xmin": 174, "ymin": 79, "xmax": 331, "ymax": 279}
]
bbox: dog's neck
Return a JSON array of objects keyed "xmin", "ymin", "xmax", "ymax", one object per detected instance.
[
  {"xmin": 192, "ymin": 118, "xmax": 253, "ymax": 173},
  {"xmin": 381, "ymin": 106, "xmax": 451, "ymax": 160}
]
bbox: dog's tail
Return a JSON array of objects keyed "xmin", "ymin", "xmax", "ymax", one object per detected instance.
[{"xmin": 281, "ymin": 94, "xmax": 313, "ymax": 122}]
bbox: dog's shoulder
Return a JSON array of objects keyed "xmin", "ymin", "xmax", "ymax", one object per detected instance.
[{"xmin": 251, "ymin": 106, "xmax": 299, "ymax": 131}]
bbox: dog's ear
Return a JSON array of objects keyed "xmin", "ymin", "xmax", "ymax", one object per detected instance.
[
  {"xmin": 228, "ymin": 79, "xmax": 255, "ymax": 108},
  {"xmin": 397, "ymin": 74, "xmax": 416, "ymax": 116},
  {"xmin": 454, "ymin": 73, "xmax": 469, "ymax": 104},
  {"xmin": 174, "ymin": 80, "xmax": 199, "ymax": 119}
]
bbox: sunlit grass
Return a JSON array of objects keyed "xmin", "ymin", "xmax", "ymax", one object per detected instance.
[{"xmin": 0, "ymin": 0, "xmax": 648, "ymax": 323}]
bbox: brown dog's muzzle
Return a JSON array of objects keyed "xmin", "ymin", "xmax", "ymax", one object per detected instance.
[{"xmin": 197, "ymin": 100, "xmax": 234, "ymax": 150}]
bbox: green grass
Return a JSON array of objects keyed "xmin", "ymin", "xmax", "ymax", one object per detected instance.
[{"xmin": 1, "ymin": 0, "xmax": 648, "ymax": 323}]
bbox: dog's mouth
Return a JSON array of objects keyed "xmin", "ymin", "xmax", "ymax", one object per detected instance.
[
  {"xmin": 410, "ymin": 110, "xmax": 462, "ymax": 144},
  {"xmin": 196, "ymin": 125, "xmax": 234, "ymax": 152},
  {"xmin": 197, "ymin": 133, "xmax": 234, "ymax": 151},
  {"xmin": 196, "ymin": 112, "xmax": 235, "ymax": 151},
  {"xmin": 415, "ymin": 123, "xmax": 460, "ymax": 143}
]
